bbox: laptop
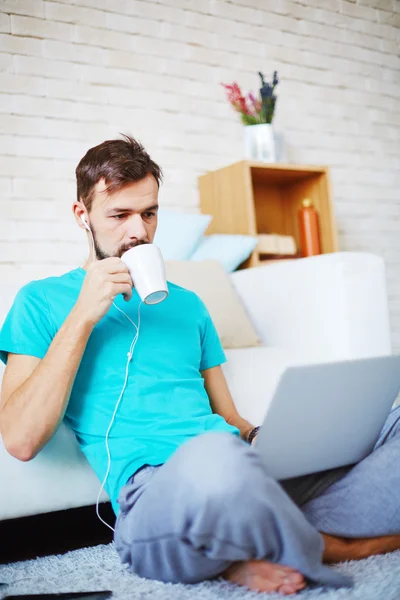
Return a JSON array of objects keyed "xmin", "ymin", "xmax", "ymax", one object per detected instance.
[{"xmin": 254, "ymin": 354, "xmax": 400, "ymax": 480}]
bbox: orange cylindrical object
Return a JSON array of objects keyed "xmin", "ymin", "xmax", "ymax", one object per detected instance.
[{"xmin": 298, "ymin": 199, "xmax": 322, "ymax": 257}]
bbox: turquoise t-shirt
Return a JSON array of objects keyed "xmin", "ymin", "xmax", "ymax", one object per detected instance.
[{"xmin": 0, "ymin": 268, "xmax": 240, "ymax": 514}]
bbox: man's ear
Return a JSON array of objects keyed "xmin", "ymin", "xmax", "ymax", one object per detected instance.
[{"xmin": 73, "ymin": 201, "xmax": 90, "ymax": 230}]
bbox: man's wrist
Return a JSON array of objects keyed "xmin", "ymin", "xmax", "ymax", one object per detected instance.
[
  {"xmin": 241, "ymin": 425, "xmax": 254, "ymax": 442},
  {"xmin": 247, "ymin": 426, "xmax": 260, "ymax": 445}
]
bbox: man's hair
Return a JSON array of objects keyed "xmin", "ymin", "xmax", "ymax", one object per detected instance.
[{"xmin": 76, "ymin": 134, "xmax": 163, "ymax": 211}]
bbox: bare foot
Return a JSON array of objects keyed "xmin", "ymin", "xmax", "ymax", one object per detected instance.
[
  {"xmin": 222, "ymin": 559, "xmax": 306, "ymax": 595},
  {"xmin": 322, "ymin": 532, "xmax": 400, "ymax": 563}
]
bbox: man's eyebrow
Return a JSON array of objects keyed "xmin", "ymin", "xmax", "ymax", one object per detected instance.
[
  {"xmin": 142, "ymin": 204, "xmax": 159, "ymax": 212},
  {"xmin": 106, "ymin": 204, "xmax": 159, "ymax": 215}
]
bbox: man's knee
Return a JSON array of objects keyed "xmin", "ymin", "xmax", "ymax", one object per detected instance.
[
  {"xmin": 171, "ymin": 432, "xmax": 256, "ymax": 496},
  {"xmin": 171, "ymin": 433, "xmax": 281, "ymax": 518}
]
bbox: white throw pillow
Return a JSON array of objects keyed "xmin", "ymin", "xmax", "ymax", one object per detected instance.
[{"xmin": 166, "ymin": 260, "xmax": 261, "ymax": 350}]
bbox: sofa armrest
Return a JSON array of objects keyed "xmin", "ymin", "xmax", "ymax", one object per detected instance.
[{"xmin": 230, "ymin": 252, "xmax": 392, "ymax": 361}]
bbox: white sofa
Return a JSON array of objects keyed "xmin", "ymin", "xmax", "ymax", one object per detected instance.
[{"xmin": 0, "ymin": 252, "xmax": 392, "ymax": 522}]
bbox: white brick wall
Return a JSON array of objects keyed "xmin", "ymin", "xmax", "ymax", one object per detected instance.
[{"xmin": 0, "ymin": 0, "xmax": 399, "ymax": 349}]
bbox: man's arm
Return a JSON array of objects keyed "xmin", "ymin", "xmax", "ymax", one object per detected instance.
[
  {"xmin": 0, "ymin": 311, "xmax": 94, "ymax": 461},
  {"xmin": 202, "ymin": 365, "xmax": 255, "ymax": 442},
  {"xmin": 0, "ymin": 257, "xmax": 133, "ymax": 462}
]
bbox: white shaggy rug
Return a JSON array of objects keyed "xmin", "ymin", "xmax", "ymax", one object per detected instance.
[{"xmin": 1, "ymin": 543, "xmax": 400, "ymax": 599}]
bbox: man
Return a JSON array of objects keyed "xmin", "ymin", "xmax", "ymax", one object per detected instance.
[{"xmin": 1, "ymin": 135, "xmax": 400, "ymax": 596}]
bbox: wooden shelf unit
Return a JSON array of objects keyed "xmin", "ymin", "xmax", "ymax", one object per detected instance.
[{"xmin": 198, "ymin": 161, "xmax": 338, "ymax": 268}]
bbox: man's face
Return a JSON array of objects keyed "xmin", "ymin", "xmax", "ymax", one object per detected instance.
[{"xmin": 85, "ymin": 173, "xmax": 159, "ymax": 260}]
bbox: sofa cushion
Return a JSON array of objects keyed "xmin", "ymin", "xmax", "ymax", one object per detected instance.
[
  {"xmin": 231, "ymin": 252, "xmax": 392, "ymax": 359},
  {"xmin": 0, "ymin": 424, "xmax": 110, "ymax": 520},
  {"xmin": 190, "ymin": 234, "xmax": 258, "ymax": 272},
  {"xmin": 166, "ymin": 260, "xmax": 261, "ymax": 349},
  {"xmin": 154, "ymin": 209, "xmax": 212, "ymax": 260}
]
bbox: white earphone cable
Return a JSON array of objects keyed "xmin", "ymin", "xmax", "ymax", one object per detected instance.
[
  {"xmin": 95, "ymin": 301, "xmax": 141, "ymax": 532},
  {"xmin": 85, "ymin": 220, "xmax": 141, "ymax": 532}
]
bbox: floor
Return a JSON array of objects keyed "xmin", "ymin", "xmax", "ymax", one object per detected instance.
[
  {"xmin": 2, "ymin": 544, "xmax": 400, "ymax": 600},
  {"xmin": 2, "ymin": 506, "xmax": 400, "ymax": 599}
]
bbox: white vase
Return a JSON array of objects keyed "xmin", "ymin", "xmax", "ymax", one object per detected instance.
[{"xmin": 244, "ymin": 123, "xmax": 276, "ymax": 163}]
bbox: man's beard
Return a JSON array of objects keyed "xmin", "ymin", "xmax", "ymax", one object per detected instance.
[{"xmin": 91, "ymin": 229, "xmax": 148, "ymax": 260}]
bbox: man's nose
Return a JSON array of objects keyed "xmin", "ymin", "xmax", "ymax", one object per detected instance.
[{"xmin": 127, "ymin": 215, "xmax": 147, "ymax": 241}]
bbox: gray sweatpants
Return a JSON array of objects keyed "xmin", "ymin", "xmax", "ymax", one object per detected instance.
[{"xmin": 114, "ymin": 406, "xmax": 400, "ymax": 590}]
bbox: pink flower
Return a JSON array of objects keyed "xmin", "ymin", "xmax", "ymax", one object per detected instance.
[
  {"xmin": 222, "ymin": 82, "xmax": 252, "ymax": 116},
  {"xmin": 248, "ymin": 92, "xmax": 262, "ymax": 114}
]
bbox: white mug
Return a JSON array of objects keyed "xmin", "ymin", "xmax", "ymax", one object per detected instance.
[{"xmin": 121, "ymin": 244, "xmax": 168, "ymax": 305}]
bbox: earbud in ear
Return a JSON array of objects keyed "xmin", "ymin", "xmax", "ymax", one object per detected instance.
[{"xmin": 81, "ymin": 216, "xmax": 91, "ymax": 231}]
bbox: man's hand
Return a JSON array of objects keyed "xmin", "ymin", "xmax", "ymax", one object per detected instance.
[
  {"xmin": 251, "ymin": 434, "xmax": 258, "ymax": 447},
  {"xmin": 74, "ymin": 258, "xmax": 133, "ymax": 327}
]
